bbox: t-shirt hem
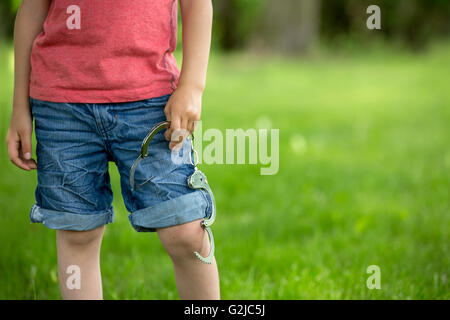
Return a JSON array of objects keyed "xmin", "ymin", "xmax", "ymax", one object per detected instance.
[{"xmin": 29, "ymin": 84, "xmax": 177, "ymax": 104}]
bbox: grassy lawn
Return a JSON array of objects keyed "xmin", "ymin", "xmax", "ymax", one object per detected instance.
[{"xmin": 0, "ymin": 42, "xmax": 448, "ymax": 299}]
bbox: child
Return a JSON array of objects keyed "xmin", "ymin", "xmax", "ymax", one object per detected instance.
[{"xmin": 6, "ymin": 0, "xmax": 219, "ymax": 300}]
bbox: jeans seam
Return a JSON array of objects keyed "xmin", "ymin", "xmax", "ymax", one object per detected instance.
[{"xmin": 92, "ymin": 104, "xmax": 115, "ymax": 156}]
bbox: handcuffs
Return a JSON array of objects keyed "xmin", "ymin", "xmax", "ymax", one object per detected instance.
[{"xmin": 129, "ymin": 121, "xmax": 216, "ymax": 264}]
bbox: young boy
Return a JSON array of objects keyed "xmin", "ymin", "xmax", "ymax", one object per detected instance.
[{"xmin": 6, "ymin": 0, "xmax": 219, "ymax": 300}]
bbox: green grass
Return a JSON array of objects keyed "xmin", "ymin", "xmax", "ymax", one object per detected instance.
[{"xmin": 0, "ymin": 41, "xmax": 449, "ymax": 299}]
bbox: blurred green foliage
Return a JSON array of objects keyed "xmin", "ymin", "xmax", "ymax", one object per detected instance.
[
  {"xmin": 212, "ymin": 0, "xmax": 450, "ymax": 51},
  {"xmin": 212, "ymin": 0, "xmax": 268, "ymax": 50},
  {"xmin": 321, "ymin": 0, "xmax": 450, "ymax": 50},
  {"xmin": 11, "ymin": 0, "xmax": 21, "ymax": 11}
]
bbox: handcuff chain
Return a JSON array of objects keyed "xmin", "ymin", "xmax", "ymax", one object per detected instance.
[{"xmin": 188, "ymin": 134, "xmax": 199, "ymax": 167}]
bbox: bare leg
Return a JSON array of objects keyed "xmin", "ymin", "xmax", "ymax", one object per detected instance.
[
  {"xmin": 56, "ymin": 225, "xmax": 105, "ymax": 300},
  {"xmin": 157, "ymin": 219, "xmax": 220, "ymax": 300}
]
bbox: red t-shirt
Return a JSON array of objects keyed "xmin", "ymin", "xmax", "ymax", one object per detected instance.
[{"xmin": 30, "ymin": 0, "xmax": 180, "ymax": 103}]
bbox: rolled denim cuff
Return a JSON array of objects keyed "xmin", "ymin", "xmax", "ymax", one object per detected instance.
[
  {"xmin": 30, "ymin": 204, "xmax": 114, "ymax": 231},
  {"xmin": 128, "ymin": 190, "xmax": 210, "ymax": 232}
]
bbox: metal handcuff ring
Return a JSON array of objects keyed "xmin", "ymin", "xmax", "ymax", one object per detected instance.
[{"xmin": 129, "ymin": 120, "xmax": 216, "ymax": 264}]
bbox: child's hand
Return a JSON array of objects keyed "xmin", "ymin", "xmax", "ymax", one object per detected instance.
[
  {"xmin": 164, "ymin": 85, "xmax": 202, "ymax": 150},
  {"xmin": 6, "ymin": 103, "xmax": 37, "ymax": 171}
]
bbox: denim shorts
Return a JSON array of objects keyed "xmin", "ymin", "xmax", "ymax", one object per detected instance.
[{"xmin": 29, "ymin": 94, "xmax": 212, "ymax": 232}]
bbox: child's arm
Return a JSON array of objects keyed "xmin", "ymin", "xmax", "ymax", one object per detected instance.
[
  {"xmin": 6, "ymin": 0, "xmax": 51, "ymax": 171},
  {"xmin": 164, "ymin": 0, "xmax": 213, "ymax": 150}
]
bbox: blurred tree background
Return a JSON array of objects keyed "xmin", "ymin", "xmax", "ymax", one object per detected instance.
[
  {"xmin": 212, "ymin": 0, "xmax": 449, "ymax": 53},
  {"xmin": 1, "ymin": 0, "xmax": 449, "ymax": 53}
]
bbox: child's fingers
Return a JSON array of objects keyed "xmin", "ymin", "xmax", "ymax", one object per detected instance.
[
  {"xmin": 18, "ymin": 130, "xmax": 37, "ymax": 169},
  {"xmin": 168, "ymin": 117, "xmax": 181, "ymax": 149},
  {"xmin": 7, "ymin": 137, "xmax": 31, "ymax": 171},
  {"xmin": 163, "ymin": 121, "xmax": 171, "ymax": 141},
  {"xmin": 20, "ymin": 145, "xmax": 37, "ymax": 169},
  {"xmin": 19, "ymin": 130, "xmax": 33, "ymax": 160},
  {"xmin": 164, "ymin": 127, "xmax": 170, "ymax": 141},
  {"xmin": 180, "ymin": 117, "xmax": 189, "ymax": 136},
  {"xmin": 23, "ymin": 159, "xmax": 37, "ymax": 169},
  {"xmin": 169, "ymin": 135, "xmax": 183, "ymax": 151},
  {"xmin": 188, "ymin": 120, "xmax": 196, "ymax": 134},
  {"xmin": 168, "ymin": 116, "xmax": 181, "ymax": 139}
]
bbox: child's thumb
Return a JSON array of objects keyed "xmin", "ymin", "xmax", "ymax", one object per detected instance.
[{"xmin": 19, "ymin": 130, "xmax": 33, "ymax": 160}]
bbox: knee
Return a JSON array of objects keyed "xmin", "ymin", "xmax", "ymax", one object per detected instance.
[
  {"xmin": 157, "ymin": 220, "xmax": 209, "ymax": 262},
  {"xmin": 57, "ymin": 226, "xmax": 105, "ymax": 248}
]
